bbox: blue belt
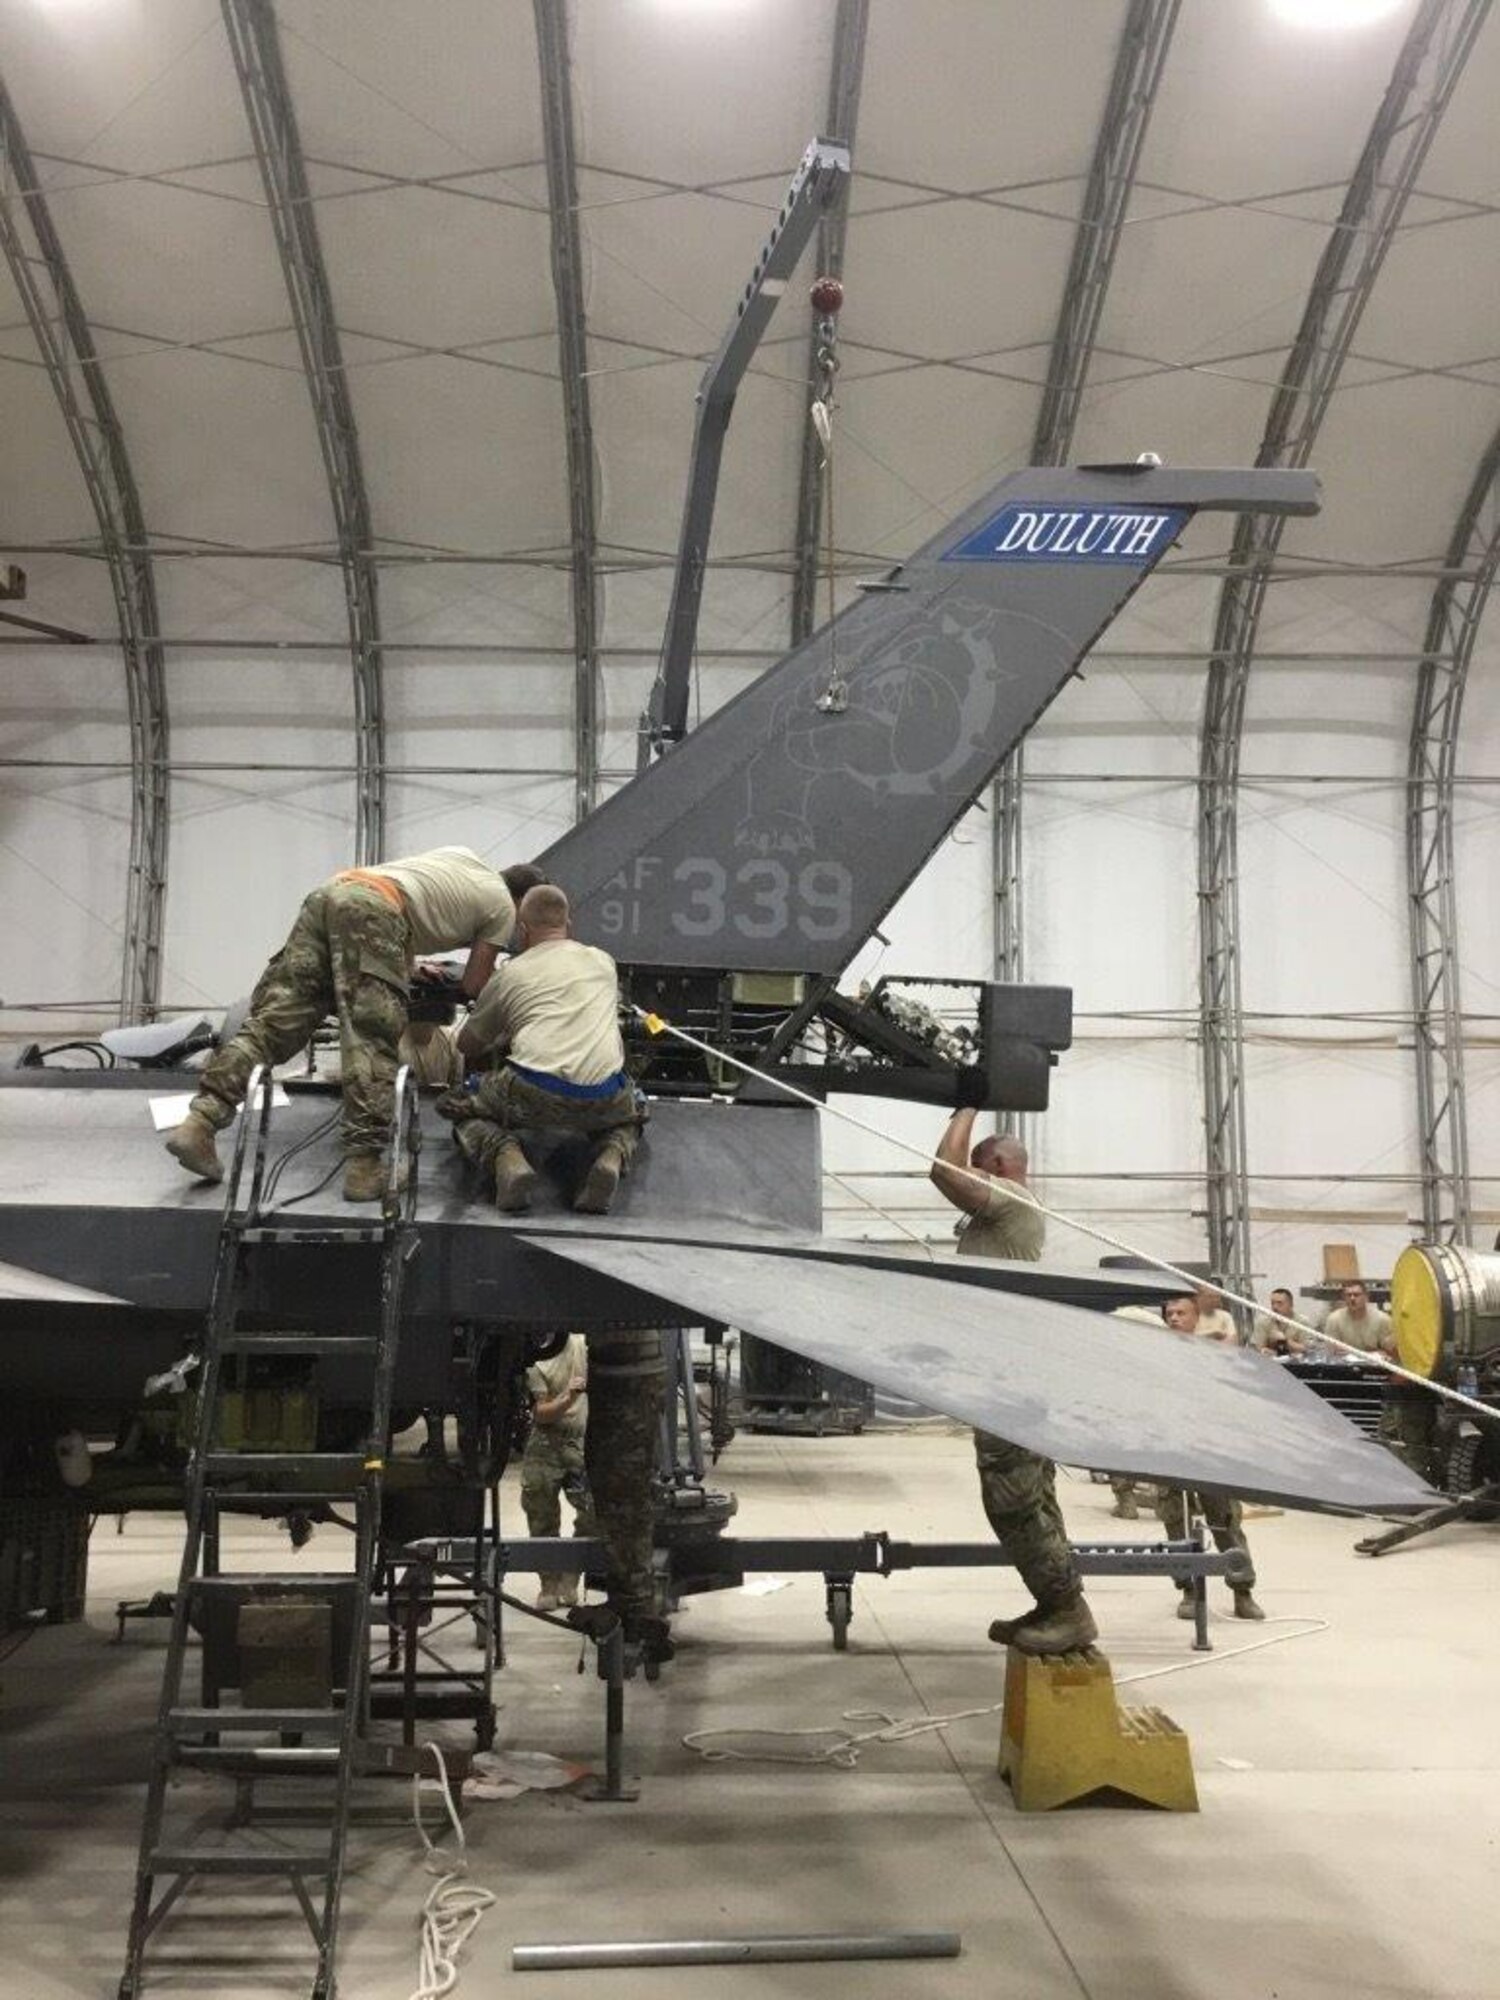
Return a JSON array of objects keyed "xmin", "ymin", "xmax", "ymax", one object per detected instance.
[{"xmin": 509, "ymin": 1062, "xmax": 630, "ymax": 1103}]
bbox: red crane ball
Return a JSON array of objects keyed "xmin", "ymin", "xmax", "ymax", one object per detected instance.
[{"xmin": 810, "ymin": 275, "xmax": 844, "ymax": 317}]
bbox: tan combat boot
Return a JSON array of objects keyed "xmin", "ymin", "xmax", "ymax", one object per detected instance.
[
  {"xmin": 1232, "ymin": 1587, "xmax": 1266, "ymax": 1621},
  {"xmin": 1007, "ymin": 1591, "xmax": 1098, "ymax": 1657},
  {"xmin": 987, "ymin": 1604, "xmax": 1043, "ymax": 1645},
  {"xmin": 535, "ymin": 1578, "xmax": 561, "ymax": 1613},
  {"xmin": 493, "ymin": 1142, "xmax": 538, "ymax": 1214},
  {"xmin": 555, "ymin": 1573, "xmax": 579, "ymax": 1608},
  {"xmin": 574, "ymin": 1139, "xmax": 626, "ymax": 1215},
  {"xmin": 165, "ymin": 1112, "xmax": 224, "ymax": 1184}
]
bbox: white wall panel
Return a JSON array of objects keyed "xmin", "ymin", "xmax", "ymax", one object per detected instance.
[
  {"xmin": 382, "ymin": 657, "xmax": 575, "ymax": 778},
  {"xmin": 1466, "ymin": 1049, "xmax": 1500, "ymax": 1235},
  {"xmin": 1238, "ymin": 779, "xmax": 1409, "ymax": 1017},
  {"xmin": 1027, "ymin": 776, "xmax": 1197, "ymax": 1013},
  {"xmin": 0, "ymin": 763, "xmax": 131, "ymax": 1033},
  {"xmin": 382, "ymin": 774, "xmax": 574, "ymax": 883},
  {"xmin": 379, "ymin": 566, "xmax": 572, "ymax": 651},
  {"xmin": 163, "ymin": 774, "xmax": 354, "ymax": 1008},
  {"xmin": 1245, "ymin": 1037, "xmax": 1420, "ymax": 1293}
]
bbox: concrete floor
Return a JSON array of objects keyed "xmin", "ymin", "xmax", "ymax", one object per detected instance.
[{"xmin": 2, "ymin": 1431, "xmax": 1495, "ymax": 2000}]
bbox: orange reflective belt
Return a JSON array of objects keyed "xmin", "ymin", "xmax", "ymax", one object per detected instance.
[{"xmin": 334, "ymin": 868, "xmax": 407, "ymax": 915}]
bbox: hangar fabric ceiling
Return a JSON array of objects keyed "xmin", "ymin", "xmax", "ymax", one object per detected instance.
[{"xmin": 2, "ymin": 0, "xmax": 1499, "ymax": 1286}]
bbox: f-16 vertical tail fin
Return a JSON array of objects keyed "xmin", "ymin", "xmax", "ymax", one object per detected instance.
[{"xmin": 539, "ymin": 464, "xmax": 1318, "ymax": 973}]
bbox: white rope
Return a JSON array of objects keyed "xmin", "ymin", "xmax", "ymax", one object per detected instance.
[
  {"xmin": 825, "ymin": 1166, "xmax": 936, "ymax": 1256},
  {"xmin": 408, "ymin": 1742, "xmax": 495, "ymax": 2000},
  {"xmin": 681, "ymin": 1614, "xmax": 1331, "ymax": 1769},
  {"xmin": 634, "ymin": 1006, "xmax": 1498, "ymax": 1426}
]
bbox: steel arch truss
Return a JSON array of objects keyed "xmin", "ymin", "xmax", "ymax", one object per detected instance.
[
  {"xmin": 992, "ymin": 0, "xmax": 1179, "ymax": 992},
  {"xmin": 790, "ymin": 0, "xmax": 869, "ymax": 649},
  {"xmin": 1406, "ymin": 427, "xmax": 1500, "ymax": 1242},
  {"xmin": 534, "ymin": 0, "xmax": 602, "ymax": 822},
  {"xmin": 0, "ymin": 75, "xmax": 170, "ymax": 1021},
  {"xmin": 1195, "ymin": 0, "xmax": 1488, "ymax": 1299},
  {"xmin": 222, "ymin": 0, "xmax": 386, "ymax": 861}
]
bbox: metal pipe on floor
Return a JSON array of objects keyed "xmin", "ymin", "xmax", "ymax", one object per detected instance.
[{"xmin": 512, "ymin": 1932, "xmax": 963, "ymax": 1970}]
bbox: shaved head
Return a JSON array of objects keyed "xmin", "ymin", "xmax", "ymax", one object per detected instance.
[
  {"xmin": 972, "ymin": 1134, "xmax": 1028, "ymax": 1181},
  {"xmin": 518, "ymin": 883, "xmax": 570, "ymax": 933}
]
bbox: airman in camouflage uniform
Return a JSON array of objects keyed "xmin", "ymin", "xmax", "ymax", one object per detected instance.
[
  {"xmin": 932, "ymin": 1109, "xmax": 1098, "ymax": 1656},
  {"xmin": 1159, "ymin": 1294, "xmax": 1265, "ymax": 1619},
  {"xmin": 188, "ymin": 879, "xmax": 410, "ymax": 1162},
  {"xmin": 522, "ymin": 1334, "xmax": 594, "ymax": 1610},
  {"xmin": 582, "ymin": 1327, "xmax": 671, "ymax": 1662},
  {"xmin": 165, "ymin": 849, "xmax": 538, "ymax": 1203}
]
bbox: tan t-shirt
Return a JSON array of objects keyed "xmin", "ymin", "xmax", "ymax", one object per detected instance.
[
  {"xmin": 1324, "ymin": 1303, "xmax": 1392, "ymax": 1354},
  {"xmin": 956, "ymin": 1177, "xmax": 1046, "ymax": 1262},
  {"xmin": 527, "ymin": 1334, "xmax": 588, "ymax": 1438},
  {"xmin": 1195, "ymin": 1308, "xmax": 1238, "ymax": 1343},
  {"xmin": 467, "ymin": 938, "xmax": 624, "ymax": 1084},
  {"xmin": 368, "ymin": 847, "xmax": 516, "ymax": 956},
  {"xmin": 1252, "ymin": 1312, "xmax": 1302, "ymax": 1353}
]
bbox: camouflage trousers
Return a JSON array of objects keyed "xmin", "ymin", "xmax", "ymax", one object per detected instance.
[
  {"xmin": 1158, "ymin": 1487, "xmax": 1256, "ymax": 1589},
  {"xmin": 451, "ymin": 1069, "xmax": 641, "ymax": 1181},
  {"xmin": 973, "ymin": 1430, "xmax": 1081, "ymax": 1611},
  {"xmin": 191, "ymin": 881, "xmax": 409, "ymax": 1157},
  {"xmin": 520, "ymin": 1423, "xmax": 594, "ymax": 1538},
  {"xmin": 584, "ymin": 1330, "xmax": 667, "ymax": 1619}
]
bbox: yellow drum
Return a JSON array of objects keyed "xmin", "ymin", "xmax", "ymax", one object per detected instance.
[{"xmin": 1390, "ymin": 1243, "xmax": 1500, "ymax": 1379}]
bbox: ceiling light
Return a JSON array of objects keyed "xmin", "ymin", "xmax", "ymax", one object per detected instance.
[{"xmin": 1268, "ymin": 0, "xmax": 1407, "ymax": 28}]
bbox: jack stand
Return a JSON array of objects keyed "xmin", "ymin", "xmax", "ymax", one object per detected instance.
[
  {"xmin": 999, "ymin": 1647, "xmax": 1198, "ymax": 1813},
  {"xmin": 1355, "ymin": 1481, "xmax": 1500, "ymax": 1556},
  {"xmin": 578, "ymin": 1622, "xmax": 639, "ymax": 1803},
  {"xmin": 1187, "ymin": 1572, "xmax": 1210, "ymax": 1652}
]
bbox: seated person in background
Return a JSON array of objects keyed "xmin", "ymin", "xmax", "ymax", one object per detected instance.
[
  {"xmin": 1159, "ymin": 1295, "xmax": 1265, "ymax": 1621},
  {"xmin": 1193, "ymin": 1284, "xmax": 1239, "ymax": 1343},
  {"xmin": 1252, "ymin": 1286, "xmax": 1307, "ymax": 1356},
  {"xmin": 445, "ymin": 884, "xmax": 641, "ymax": 1215},
  {"xmin": 522, "ymin": 1332, "xmax": 593, "ymax": 1612},
  {"xmin": 1322, "ymin": 1279, "xmax": 1393, "ymax": 1356},
  {"xmin": 165, "ymin": 847, "xmax": 542, "ymax": 1202}
]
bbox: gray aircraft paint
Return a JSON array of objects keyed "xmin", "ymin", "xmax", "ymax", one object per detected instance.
[
  {"xmin": 537, "ymin": 465, "xmax": 1317, "ymax": 971},
  {"xmin": 523, "ymin": 1235, "xmax": 1431, "ymax": 1514}
]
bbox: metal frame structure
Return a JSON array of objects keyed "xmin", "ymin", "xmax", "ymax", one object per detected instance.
[
  {"xmin": 221, "ymin": 0, "xmax": 387, "ymax": 863},
  {"xmin": 1406, "ymin": 422, "xmax": 1500, "ymax": 1242},
  {"xmin": 0, "ymin": 73, "xmax": 170, "ymax": 1023},
  {"xmin": 639, "ymin": 138, "xmax": 849, "ymax": 765},
  {"xmin": 1195, "ymin": 0, "xmax": 1487, "ymax": 1302},
  {"xmin": 789, "ymin": 0, "xmax": 869, "ymax": 649},
  {"xmin": 534, "ymin": 0, "xmax": 603, "ymax": 823},
  {"xmin": 992, "ymin": 0, "xmax": 1179, "ymax": 1005}
]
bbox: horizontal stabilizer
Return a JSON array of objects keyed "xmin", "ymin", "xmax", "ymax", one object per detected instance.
[{"xmin": 523, "ymin": 1235, "xmax": 1430, "ymax": 1514}]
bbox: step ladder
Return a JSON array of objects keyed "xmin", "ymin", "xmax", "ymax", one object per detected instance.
[{"xmin": 119, "ymin": 1066, "xmax": 422, "ymax": 2000}]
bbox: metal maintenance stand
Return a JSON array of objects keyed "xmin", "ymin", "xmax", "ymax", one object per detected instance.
[{"xmin": 119, "ymin": 1068, "xmax": 421, "ymax": 2000}]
